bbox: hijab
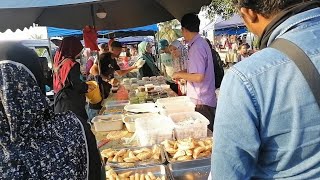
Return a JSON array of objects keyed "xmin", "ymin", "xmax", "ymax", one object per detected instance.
[
  {"xmin": 259, "ymin": 1, "xmax": 320, "ymax": 49},
  {"xmin": 0, "ymin": 41, "xmax": 46, "ymax": 94},
  {"xmin": 0, "ymin": 60, "xmax": 88, "ymax": 179},
  {"xmin": 170, "ymin": 40, "xmax": 188, "ymax": 70},
  {"xmin": 53, "ymin": 37, "xmax": 83, "ymax": 93}
]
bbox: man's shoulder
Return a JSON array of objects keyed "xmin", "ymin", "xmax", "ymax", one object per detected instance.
[{"xmin": 233, "ymin": 48, "xmax": 291, "ymax": 79}]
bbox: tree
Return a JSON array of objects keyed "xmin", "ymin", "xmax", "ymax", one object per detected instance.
[
  {"xmin": 202, "ymin": 0, "xmax": 236, "ymax": 20},
  {"xmin": 157, "ymin": 19, "xmax": 182, "ymax": 43}
]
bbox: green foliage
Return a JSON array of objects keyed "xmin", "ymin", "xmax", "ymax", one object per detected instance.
[
  {"xmin": 202, "ymin": 0, "xmax": 236, "ymax": 20},
  {"xmin": 157, "ymin": 19, "xmax": 182, "ymax": 43}
]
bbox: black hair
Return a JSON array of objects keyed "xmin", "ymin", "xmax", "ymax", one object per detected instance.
[
  {"xmin": 239, "ymin": 43, "xmax": 250, "ymax": 50},
  {"xmin": 111, "ymin": 41, "xmax": 122, "ymax": 48},
  {"xmin": 232, "ymin": 0, "xmax": 305, "ymax": 17},
  {"xmin": 181, "ymin": 13, "xmax": 200, "ymax": 32},
  {"xmin": 100, "ymin": 43, "xmax": 107, "ymax": 49}
]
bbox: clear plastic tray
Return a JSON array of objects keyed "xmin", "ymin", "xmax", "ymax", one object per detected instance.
[
  {"xmin": 169, "ymin": 112, "xmax": 209, "ymax": 139},
  {"xmin": 159, "ymin": 102, "xmax": 195, "ymax": 117},
  {"xmin": 135, "ymin": 115, "xmax": 175, "ymax": 146},
  {"xmin": 92, "ymin": 114, "xmax": 124, "ymax": 132}
]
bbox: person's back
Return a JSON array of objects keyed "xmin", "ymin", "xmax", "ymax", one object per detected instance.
[{"xmin": 212, "ymin": 1, "xmax": 320, "ymax": 179}]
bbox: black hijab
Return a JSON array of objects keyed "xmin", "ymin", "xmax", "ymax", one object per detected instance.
[
  {"xmin": 0, "ymin": 41, "xmax": 46, "ymax": 93},
  {"xmin": 259, "ymin": 1, "xmax": 320, "ymax": 49}
]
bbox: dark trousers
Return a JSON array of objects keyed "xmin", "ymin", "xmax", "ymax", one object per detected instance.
[{"xmin": 195, "ymin": 105, "xmax": 216, "ymax": 131}]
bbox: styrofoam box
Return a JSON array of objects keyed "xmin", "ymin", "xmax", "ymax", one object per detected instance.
[
  {"xmin": 92, "ymin": 114, "xmax": 124, "ymax": 132},
  {"xmin": 135, "ymin": 115, "xmax": 175, "ymax": 146},
  {"xmin": 169, "ymin": 112, "xmax": 209, "ymax": 139},
  {"xmin": 159, "ymin": 102, "xmax": 195, "ymax": 116}
]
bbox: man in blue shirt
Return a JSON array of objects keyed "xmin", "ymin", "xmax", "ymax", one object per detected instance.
[{"xmin": 211, "ymin": 0, "xmax": 320, "ymax": 179}]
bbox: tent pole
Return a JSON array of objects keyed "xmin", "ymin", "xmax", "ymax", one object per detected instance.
[{"xmin": 90, "ymin": 4, "xmax": 96, "ymax": 27}]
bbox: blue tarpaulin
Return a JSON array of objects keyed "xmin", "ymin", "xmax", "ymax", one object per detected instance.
[
  {"xmin": 214, "ymin": 27, "xmax": 247, "ymax": 36},
  {"xmin": 47, "ymin": 24, "xmax": 158, "ymax": 38}
]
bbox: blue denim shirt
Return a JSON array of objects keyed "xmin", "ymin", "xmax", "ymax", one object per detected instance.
[{"xmin": 211, "ymin": 8, "xmax": 320, "ymax": 179}]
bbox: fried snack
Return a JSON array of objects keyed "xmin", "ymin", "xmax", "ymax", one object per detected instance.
[
  {"xmin": 147, "ymin": 172, "xmax": 156, "ymax": 180},
  {"xmin": 123, "ymin": 151, "xmax": 130, "ymax": 159},
  {"xmin": 166, "ymin": 148, "xmax": 177, "ymax": 154},
  {"xmin": 204, "ymin": 139, "xmax": 213, "ymax": 146},
  {"xmin": 135, "ymin": 173, "xmax": 140, "ymax": 180},
  {"xmin": 140, "ymin": 174, "xmax": 145, "ymax": 180},
  {"xmin": 118, "ymin": 157, "xmax": 124, "ymax": 163},
  {"xmin": 106, "ymin": 169, "xmax": 118, "ymax": 179},
  {"xmin": 145, "ymin": 174, "xmax": 151, "ymax": 180},
  {"xmin": 118, "ymin": 162, "xmax": 135, "ymax": 168},
  {"xmin": 161, "ymin": 176, "xmax": 166, "ymax": 180},
  {"xmin": 173, "ymin": 150, "xmax": 185, "ymax": 159},
  {"xmin": 185, "ymin": 149, "xmax": 193, "ymax": 156},
  {"xmin": 205, "ymin": 145, "xmax": 212, "ymax": 151},
  {"xmin": 101, "ymin": 148, "xmax": 113, "ymax": 157},
  {"xmin": 161, "ymin": 140, "xmax": 172, "ymax": 149},
  {"xmin": 107, "ymin": 157, "xmax": 113, "ymax": 162},
  {"xmin": 152, "ymin": 146, "xmax": 161, "ymax": 160},
  {"xmin": 156, "ymin": 178, "xmax": 161, "ymax": 180},
  {"xmin": 193, "ymin": 147, "xmax": 206, "ymax": 159},
  {"xmin": 119, "ymin": 171, "xmax": 133, "ymax": 178},
  {"xmin": 112, "ymin": 155, "xmax": 118, "ymax": 162},
  {"xmin": 123, "ymin": 157, "xmax": 138, "ymax": 163},
  {"xmin": 140, "ymin": 148, "xmax": 152, "ymax": 153},
  {"xmin": 129, "ymin": 151, "xmax": 140, "ymax": 161},
  {"xmin": 115, "ymin": 149, "xmax": 127, "ymax": 157},
  {"xmin": 177, "ymin": 155, "xmax": 193, "ymax": 161},
  {"xmin": 136, "ymin": 152, "xmax": 152, "ymax": 161},
  {"xmin": 130, "ymin": 175, "xmax": 135, "ymax": 180},
  {"xmin": 133, "ymin": 149, "xmax": 144, "ymax": 155},
  {"xmin": 104, "ymin": 151, "xmax": 116, "ymax": 158},
  {"xmin": 197, "ymin": 140, "xmax": 206, "ymax": 147}
]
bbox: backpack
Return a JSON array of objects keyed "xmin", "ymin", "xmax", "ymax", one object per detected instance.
[{"xmin": 211, "ymin": 49, "xmax": 224, "ymax": 88}]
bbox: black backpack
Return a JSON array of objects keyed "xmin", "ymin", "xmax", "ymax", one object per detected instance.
[{"xmin": 211, "ymin": 49, "xmax": 224, "ymax": 88}]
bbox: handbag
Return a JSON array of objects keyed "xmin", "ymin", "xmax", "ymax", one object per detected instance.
[{"xmin": 270, "ymin": 38, "xmax": 320, "ymax": 107}]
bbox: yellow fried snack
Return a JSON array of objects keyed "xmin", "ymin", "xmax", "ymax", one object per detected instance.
[
  {"xmin": 197, "ymin": 140, "xmax": 206, "ymax": 147},
  {"xmin": 115, "ymin": 149, "xmax": 127, "ymax": 157},
  {"xmin": 177, "ymin": 155, "xmax": 193, "ymax": 161},
  {"xmin": 173, "ymin": 150, "xmax": 185, "ymax": 159},
  {"xmin": 166, "ymin": 148, "xmax": 177, "ymax": 154},
  {"xmin": 112, "ymin": 155, "xmax": 118, "ymax": 162},
  {"xmin": 136, "ymin": 152, "xmax": 152, "ymax": 161},
  {"xmin": 185, "ymin": 149, "xmax": 193, "ymax": 156},
  {"xmin": 193, "ymin": 147, "xmax": 206, "ymax": 159},
  {"xmin": 130, "ymin": 175, "xmax": 135, "ymax": 180},
  {"xmin": 161, "ymin": 140, "xmax": 172, "ymax": 149},
  {"xmin": 107, "ymin": 157, "xmax": 113, "ymax": 162},
  {"xmin": 135, "ymin": 173, "xmax": 140, "ymax": 180},
  {"xmin": 147, "ymin": 172, "xmax": 156, "ymax": 180},
  {"xmin": 118, "ymin": 162, "xmax": 135, "ymax": 168},
  {"xmin": 145, "ymin": 174, "xmax": 151, "ymax": 180},
  {"xmin": 123, "ymin": 157, "xmax": 138, "ymax": 163},
  {"xmin": 139, "ymin": 174, "xmax": 145, "ymax": 180},
  {"xmin": 119, "ymin": 171, "xmax": 133, "ymax": 178},
  {"xmin": 118, "ymin": 157, "xmax": 124, "ymax": 163},
  {"xmin": 129, "ymin": 151, "xmax": 140, "ymax": 161}
]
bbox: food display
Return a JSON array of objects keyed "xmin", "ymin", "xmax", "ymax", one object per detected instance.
[
  {"xmin": 101, "ymin": 145, "xmax": 164, "ymax": 168},
  {"xmin": 169, "ymin": 112, "xmax": 209, "ymax": 139},
  {"xmin": 91, "ymin": 115, "xmax": 124, "ymax": 132},
  {"xmin": 161, "ymin": 138, "xmax": 213, "ymax": 162},
  {"xmin": 106, "ymin": 165, "xmax": 169, "ymax": 180}
]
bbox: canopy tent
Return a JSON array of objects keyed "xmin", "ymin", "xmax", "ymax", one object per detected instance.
[
  {"xmin": 201, "ymin": 14, "xmax": 245, "ymax": 32},
  {"xmin": 47, "ymin": 24, "xmax": 158, "ymax": 38},
  {"xmin": 85, "ymin": 36, "xmax": 154, "ymax": 45},
  {"xmin": 0, "ymin": 0, "xmax": 210, "ymax": 32},
  {"xmin": 214, "ymin": 27, "xmax": 247, "ymax": 36}
]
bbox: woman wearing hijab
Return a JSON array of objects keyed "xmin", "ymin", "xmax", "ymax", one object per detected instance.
[
  {"xmin": 169, "ymin": 40, "xmax": 189, "ymax": 95},
  {"xmin": 53, "ymin": 37, "xmax": 89, "ymax": 120},
  {"xmin": 0, "ymin": 42, "xmax": 103, "ymax": 179},
  {"xmin": 138, "ymin": 41, "xmax": 160, "ymax": 77}
]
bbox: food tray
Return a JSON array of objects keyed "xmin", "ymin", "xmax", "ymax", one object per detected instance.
[
  {"xmin": 162, "ymin": 138, "xmax": 213, "ymax": 163},
  {"xmin": 109, "ymin": 165, "xmax": 171, "ymax": 180},
  {"xmin": 104, "ymin": 145, "xmax": 166, "ymax": 169},
  {"xmin": 168, "ymin": 158, "xmax": 211, "ymax": 180},
  {"xmin": 101, "ymin": 100, "xmax": 130, "ymax": 107},
  {"xmin": 91, "ymin": 114, "xmax": 124, "ymax": 132},
  {"xmin": 169, "ymin": 112, "xmax": 210, "ymax": 139},
  {"xmin": 102, "ymin": 105, "xmax": 126, "ymax": 115}
]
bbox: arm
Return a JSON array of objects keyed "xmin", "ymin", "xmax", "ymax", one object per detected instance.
[
  {"xmin": 211, "ymin": 68, "xmax": 260, "ymax": 179},
  {"xmin": 172, "ymin": 71, "xmax": 204, "ymax": 83},
  {"xmin": 115, "ymin": 66, "xmax": 137, "ymax": 76},
  {"xmin": 68, "ymin": 63, "xmax": 88, "ymax": 93}
]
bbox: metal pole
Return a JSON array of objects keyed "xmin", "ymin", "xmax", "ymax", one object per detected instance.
[{"xmin": 90, "ymin": 4, "xmax": 96, "ymax": 27}]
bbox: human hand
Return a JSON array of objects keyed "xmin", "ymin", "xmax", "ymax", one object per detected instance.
[{"xmin": 172, "ymin": 72, "xmax": 181, "ymax": 81}]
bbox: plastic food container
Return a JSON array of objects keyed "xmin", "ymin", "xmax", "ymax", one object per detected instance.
[
  {"xmin": 137, "ymin": 80, "xmax": 145, "ymax": 86},
  {"xmin": 159, "ymin": 102, "xmax": 195, "ymax": 116},
  {"xmin": 122, "ymin": 78, "xmax": 130, "ymax": 84},
  {"xmin": 169, "ymin": 112, "xmax": 210, "ymax": 139},
  {"xmin": 142, "ymin": 77, "xmax": 150, "ymax": 81},
  {"xmin": 130, "ymin": 78, "xmax": 138, "ymax": 84},
  {"xmin": 122, "ymin": 113, "xmax": 158, "ymax": 132},
  {"xmin": 160, "ymin": 84, "xmax": 170, "ymax": 90},
  {"xmin": 135, "ymin": 115, "xmax": 175, "ymax": 146},
  {"xmin": 92, "ymin": 114, "xmax": 124, "ymax": 132}
]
